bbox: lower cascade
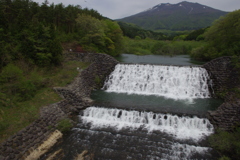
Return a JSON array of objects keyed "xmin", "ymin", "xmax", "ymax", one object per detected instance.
[
  {"xmin": 61, "ymin": 107, "xmax": 216, "ymax": 160},
  {"xmin": 82, "ymin": 107, "xmax": 213, "ymax": 140},
  {"xmin": 103, "ymin": 64, "xmax": 212, "ymax": 100}
]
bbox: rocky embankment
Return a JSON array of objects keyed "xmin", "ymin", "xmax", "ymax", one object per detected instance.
[
  {"xmin": 0, "ymin": 52, "xmax": 118, "ymax": 160},
  {"xmin": 203, "ymin": 57, "xmax": 240, "ymax": 131}
]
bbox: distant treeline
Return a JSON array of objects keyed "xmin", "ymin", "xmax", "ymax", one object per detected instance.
[
  {"xmin": 117, "ymin": 22, "xmax": 167, "ymax": 40},
  {"xmin": 117, "ymin": 21, "xmax": 210, "ymax": 41}
]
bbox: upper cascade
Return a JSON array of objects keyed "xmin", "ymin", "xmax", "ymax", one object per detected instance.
[{"xmin": 103, "ymin": 64, "xmax": 212, "ymax": 100}]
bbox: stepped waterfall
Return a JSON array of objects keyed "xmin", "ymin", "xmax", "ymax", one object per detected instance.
[
  {"xmin": 82, "ymin": 107, "xmax": 213, "ymax": 140},
  {"xmin": 103, "ymin": 64, "xmax": 211, "ymax": 100},
  {"xmin": 62, "ymin": 63, "xmax": 218, "ymax": 159}
]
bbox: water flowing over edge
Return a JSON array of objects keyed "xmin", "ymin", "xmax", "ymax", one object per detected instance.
[
  {"xmin": 103, "ymin": 64, "xmax": 212, "ymax": 100},
  {"xmin": 80, "ymin": 107, "xmax": 214, "ymax": 141},
  {"xmin": 72, "ymin": 127, "xmax": 211, "ymax": 160}
]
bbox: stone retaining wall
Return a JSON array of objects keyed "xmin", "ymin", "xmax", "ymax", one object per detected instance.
[
  {"xmin": 0, "ymin": 52, "xmax": 119, "ymax": 160},
  {"xmin": 203, "ymin": 57, "xmax": 239, "ymax": 99},
  {"xmin": 203, "ymin": 56, "xmax": 240, "ymax": 130},
  {"xmin": 0, "ymin": 101, "xmax": 68, "ymax": 160},
  {"xmin": 208, "ymin": 101, "xmax": 240, "ymax": 131},
  {"xmin": 54, "ymin": 53, "xmax": 118, "ymax": 103}
]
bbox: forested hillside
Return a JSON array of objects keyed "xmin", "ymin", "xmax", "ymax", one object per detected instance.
[
  {"xmin": 0, "ymin": 0, "xmax": 123, "ymax": 70},
  {"xmin": 0, "ymin": 0, "xmax": 124, "ymax": 140},
  {"xmin": 117, "ymin": 21, "xmax": 167, "ymax": 40}
]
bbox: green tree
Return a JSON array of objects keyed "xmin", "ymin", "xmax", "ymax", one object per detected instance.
[
  {"xmin": 191, "ymin": 10, "xmax": 240, "ymax": 61},
  {"xmin": 76, "ymin": 14, "xmax": 106, "ymax": 52},
  {"xmin": 103, "ymin": 19, "xmax": 123, "ymax": 56},
  {"xmin": 209, "ymin": 128, "xmax": 240, "ymax": 160},
  {"xmin": 205, "ymin": 10, "xmax": 240, "ymax": 57}
]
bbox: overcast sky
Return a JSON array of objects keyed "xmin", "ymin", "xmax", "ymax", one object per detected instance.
[{"xmin": 35, "ymin": 0, "xmax": 240, "ymax": 19}]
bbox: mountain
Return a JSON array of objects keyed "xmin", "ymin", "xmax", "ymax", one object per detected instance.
[{"xmin": 118, "ymin": 1, "xmax": 228, "ymax": 31}]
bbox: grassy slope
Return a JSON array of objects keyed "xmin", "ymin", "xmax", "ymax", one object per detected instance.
[{"xmin": 0, "ymin": 61, "xmax": 89, "ymax": 143}]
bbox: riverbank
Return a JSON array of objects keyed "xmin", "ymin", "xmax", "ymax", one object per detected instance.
[{"xmin": 0, "ymin": 52, "xmax": 118, "ymax": 159}]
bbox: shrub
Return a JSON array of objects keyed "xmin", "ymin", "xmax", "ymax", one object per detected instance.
[
  {"xmin": 57, "ymin": 118, "xmax": 73, "ymax": 133},
  {"xmin": 15, "ymin": 80, "xmax": 37, "ymax": 101},
  {"xmin": 208, "ymin": 128, "xmax": 240, "ymax": 160},
  {"xmin": 0, "ymin": 64, "xmax": 23, "ymax": 83},
  {"xmin": 0, "ymin": 92, "xmax": 14, "ymax": 107}
]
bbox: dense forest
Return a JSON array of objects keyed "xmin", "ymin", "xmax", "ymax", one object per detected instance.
[{"xmin": 0, "ymin": 0, "xmax": 124, "ymax": 70}]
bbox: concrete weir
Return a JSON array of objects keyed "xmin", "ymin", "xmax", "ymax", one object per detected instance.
[{"xmin": 0, "ymin": 54, "xmax": 239, "ymax": 159}]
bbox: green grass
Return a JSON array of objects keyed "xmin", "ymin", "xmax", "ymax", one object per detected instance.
[{"xmin": 0, "ymin": 60, "xmax": 89, "ymax": 143}]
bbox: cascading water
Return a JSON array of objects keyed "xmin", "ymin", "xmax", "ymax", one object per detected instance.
[
  {"xmin": 82, "ymin": 107, "xmax": 213, "ymax": 141},
  {"xmin": 57, "ymin": 62, "xmax": 219, "ymax": 159},
  {"xmin": 103, "ymin": 64, "xmax": 211, "ymax": 100},
  {"xmin": 61, "ymin": 107, "xmax": 216, "ymax": 160}
]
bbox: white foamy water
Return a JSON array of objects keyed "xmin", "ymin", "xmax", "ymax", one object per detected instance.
[
  {"xmin": 165, "ymin": 143, "xmax": 210, "ymax": 160},
  {"xmin": 72, "ymin": 128, "xmax": 211, "ymax": 160},
  {"xmin": 81, "ymin": 107, "xmax": 214, "ymax": 141},
  {"xmin": 103, "ymin": 64, "xmax": 211, "ymax": 100}
]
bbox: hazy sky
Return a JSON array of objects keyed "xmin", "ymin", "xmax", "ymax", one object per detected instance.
[{"xmin": 35, "ymin": 0, "xmax": 240, "ymax": 19}]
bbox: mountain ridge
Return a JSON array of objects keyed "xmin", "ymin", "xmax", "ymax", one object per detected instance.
[{"xmin": 118, "ymin": 1, "xmax": 228, "ymax": 31}]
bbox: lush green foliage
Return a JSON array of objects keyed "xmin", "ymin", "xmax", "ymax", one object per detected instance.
[
  {"xmin": 191, "ymin": 10, "xmax": 240, "ymax": 61},
  {"xmin": 209, "ymin": 128, "xmax": 240, "ymax": 160},
  {"xmin": 0, "ymin": 0, "xmax": 124, "ymax": 70},
  {"xmin": 123, "ymin": 37, "xmax": 155, "ymax": 55},
  {"xmin": 123, "ymin": 37, "xmax": 206, "ymax": 56},
  {"xmin": 152, "ymin": 41, "xmax": 205, "ymax": 55},
  {"xmin": 0, "ymin": 0, "xmax": 65, "ymax": 68},
  {"xmin": 185, "ymin": 27, "xmax": 209, "ymax": 41},
  {"xmin": 117, "ymin": 22, "xmax": 167, "ymax": 40},
  {"xmin": 75, "ymin": 15, "xmax": 123, "ymax": 56}
]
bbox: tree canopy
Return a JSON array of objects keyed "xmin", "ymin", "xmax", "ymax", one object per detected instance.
[
  {"xmin": 75, "ymin": 14, "xmax": 123, "ymax": 56},
  {"xmin": 0, "ymin": 0, "xmax": 123, "ymax": 69},
  {"xmin": 191, "ymin": 10, "xmax": 240, "ymax": 61}
]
